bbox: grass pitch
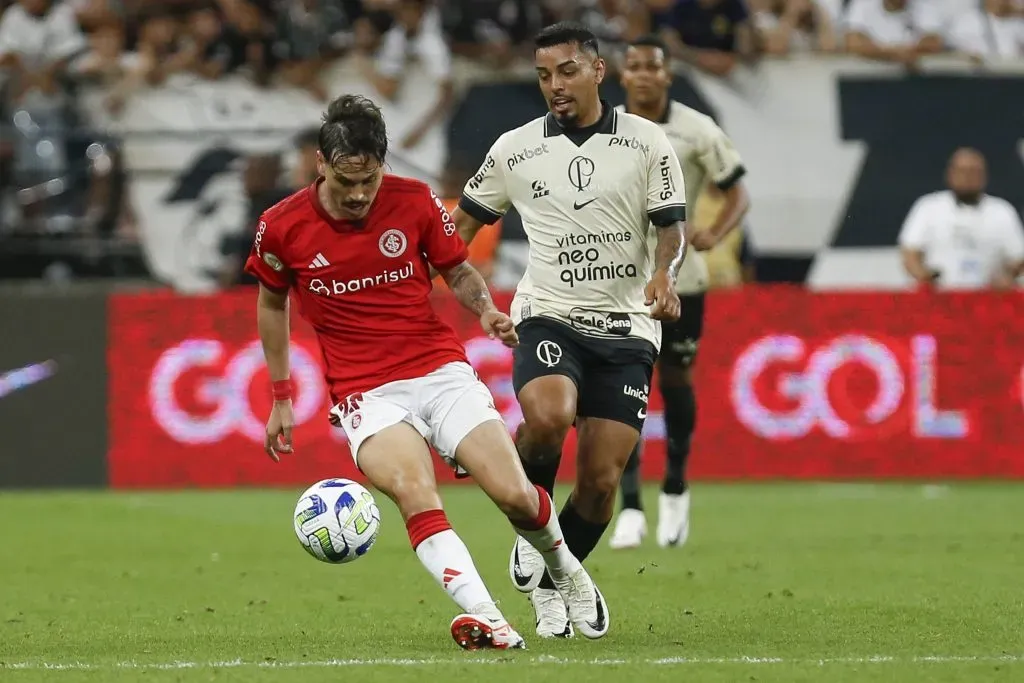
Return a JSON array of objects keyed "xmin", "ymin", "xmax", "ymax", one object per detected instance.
[{"xmin": 1, "ymin": 483, "xmax": 1022, "ymax": 682}]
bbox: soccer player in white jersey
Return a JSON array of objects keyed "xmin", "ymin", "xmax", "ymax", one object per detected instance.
[
  {"xmin": 608, "ymin": 35, "xmax": 751, "ymax": 550},
  {"xmin": 452, "ymin": 22, "xmax": 688, "ymax": 638}
]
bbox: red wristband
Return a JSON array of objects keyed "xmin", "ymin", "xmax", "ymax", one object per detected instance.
[{"xmin": 271, "ymin": 379, "xmax": 292, "ymax": 401}]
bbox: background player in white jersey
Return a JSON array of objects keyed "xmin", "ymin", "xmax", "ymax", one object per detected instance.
[
  {"xmin": 452, "ymin": 22, "xmax": 688, "ymax": 638},
  {"xmin": 609, "ymin": 35, "xmax": 751, "ymax": 550}
]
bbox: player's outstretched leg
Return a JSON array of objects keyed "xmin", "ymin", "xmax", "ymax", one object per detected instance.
[
  {"xmin": 657, "ymin": 364, "xmax": 696, "ymax": 547},
  {"xmin": 518, "ymin": 415, "xmax": 636, "ymax": 639},
  {"xmin": 357, "ymin": 421, "xmax": 525, "ymax": 650},
  {"xmin": 608, "ymin": 443, "xmax": 647, "ymax": 549},
  {"xmin": 454, "ymin": 419, "xmax": 609, "ymax": 640},
  {"xmin": 505, "ymin": 375, "xmax": 578, "ymax": 600}
]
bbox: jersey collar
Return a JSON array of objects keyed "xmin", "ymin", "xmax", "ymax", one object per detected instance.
[{"xmin": 544, "ymin": 100, "xmax": 617, "ymax": 146}]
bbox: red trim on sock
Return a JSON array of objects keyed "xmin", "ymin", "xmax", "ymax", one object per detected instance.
[
  {"xmin": 406, "ymin": 509, "xmax": 451, "ymax": 550},
  {"xmin": 514, "ymin": 485, "xmax": 552, "ymax": 531}
]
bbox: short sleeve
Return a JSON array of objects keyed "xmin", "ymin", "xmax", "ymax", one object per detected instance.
[
  {"xmin": 646, "ymin": 129, "xmax": 687, "ymax": 228},
  {"xmin": 843, "ymin": 0, "xmax": 873, "ymax": 33},
  {"xmin": 421, "ymin": 188, "xmax": 469, "ymax": 271},
  {"xmin": 897, "ymin": 197, "xmax": 932, "ymax": 250},
  {"xmin": 999, "ymin": 204, "xmax": 1024, "ymax": 263},
  {"xmin": 417, "ymin": 29, "xmax": 452, "ymax": 80},
  {"xmin": 458, "ymin": 140, "xmax": 512, "ymax": 225},
  {"xmin": 698, "ymin": 123, "xmax": 746, "ymax": 190},
  {"xmin": 375, "ymin": 27, "xmax": 406, "ymax": 78},
  {"xmin": 0, "ymin": 8, "xmax": 20, "ymax": 57},
  {"xmin": 49, "ymin": 5, "xmax": 87, "ymax": 60},
  {"xmin": 243, "ymin": 217, "xmax": 293, "ymax": 291},
  {"xmin": 911, "ymin": 1, "xmax": 946, "ymax": 35}
]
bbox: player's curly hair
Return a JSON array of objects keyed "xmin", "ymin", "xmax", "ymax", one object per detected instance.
[{"xmin": 319, "ymin": 94, "xmax": 389, "ymax": 166}]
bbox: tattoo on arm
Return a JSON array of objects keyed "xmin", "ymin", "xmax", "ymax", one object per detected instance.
[
  {"xmin": 442, "ymin": 261, "xmax": 495, "ymax": 317},
  {"xmin": 656, "ymin": 223, "xmax": 686, "ymax": 279}
]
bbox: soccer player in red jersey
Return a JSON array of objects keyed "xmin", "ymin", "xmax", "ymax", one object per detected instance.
[{"xmin": 244, "ymin": 95, "xmax": 608, "ymax": 650}]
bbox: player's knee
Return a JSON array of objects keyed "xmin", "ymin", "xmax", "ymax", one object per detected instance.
[
  {"xmin": 520, "ymin": 399, "xmax": 575, "ymax": 452},
  {"xmin": 386, "ymin": 479, "xmax": 443, "ymax": 521},
  {"xmin": 492, "ymin": 480, "xmax": 539, "ymax": 521},
  {"xmin": 519, "ymin": 378, "xmax": 575, "ymax": 441},
  {"xmin": 523, "ymin": 413, "xmax": 573, "ymax": 451}
]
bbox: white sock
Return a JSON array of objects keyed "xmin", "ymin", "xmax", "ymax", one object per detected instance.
[
  {"xmin": 513, "ymin": 486, "xmax": 582, "ymax": 582},
  {"xmin": 414, "ymin": 528, "xmax": 499, "ymax": 615}
]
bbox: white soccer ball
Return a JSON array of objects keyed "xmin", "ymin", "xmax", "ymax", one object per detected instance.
[{"xmin": 293, "ymin": 478, "xmax": 381, "ymax": 564}]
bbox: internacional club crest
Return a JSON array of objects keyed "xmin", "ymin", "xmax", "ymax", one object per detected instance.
[{"xmin": 379, "ymin": 229, "xmax": 408, "ymax": 258}]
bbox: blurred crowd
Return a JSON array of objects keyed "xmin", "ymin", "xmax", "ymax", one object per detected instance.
[
  {"xmin": 1, "ymin": 0, "xmax": 1021, "ymax": 104},
  {"xmin": 1, "ymin": 0, "xmax": 1023, "ymax": 282}
]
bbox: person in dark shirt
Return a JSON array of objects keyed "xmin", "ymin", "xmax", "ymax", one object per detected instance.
[
  {"xmin": 218, "ymin": 153, "xmax": 293, "ymax": 288},
  {"xmin": 443, "ymin": 0, "xmax": 545, "ymax": 67},
  {"xmin": 653, "ymin": 0, "xmax": 759, "ymax": 77}
]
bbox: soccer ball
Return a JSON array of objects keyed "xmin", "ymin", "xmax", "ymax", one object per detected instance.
[{"xmin": 293, "ymin": 479, "xmax": 381, "ymax": 564}]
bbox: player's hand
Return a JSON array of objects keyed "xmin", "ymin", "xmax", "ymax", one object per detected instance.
[
  {"xmin": 645, "ymin": 270, "xmax": 681, "ymax": 322},
  {"xmin": 480, "ymin": 310, "xmax": 519, "ymax": 347},
  {"xmin": 688, "ymin": 229, "xmax": 720, "ymax": 252},
  {"xmin": 264, "ymin": 399, "xmax": 294, "ymax": 462}
]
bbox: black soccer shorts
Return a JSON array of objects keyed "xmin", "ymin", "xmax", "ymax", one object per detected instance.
[
  {"xmin": 659, "ymin": 292, "xmax": 705, "ymax": 369},
  {"xmin": 512, "ymin": 317, "xmax": 656, "ymax": 431}
]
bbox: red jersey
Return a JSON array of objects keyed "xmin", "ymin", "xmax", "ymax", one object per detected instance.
[{"xmin": 244, "ymin": 175, "xmax": 470, "ymax": 403}]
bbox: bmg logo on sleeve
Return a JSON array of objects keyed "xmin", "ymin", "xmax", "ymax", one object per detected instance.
[
  {"xmin": 468, "ymin": 155, "xmax": 496, "ymax": 190},
  {"xmin": 658, "ymin": 155, "xmax": 676, "ymax": 201}
]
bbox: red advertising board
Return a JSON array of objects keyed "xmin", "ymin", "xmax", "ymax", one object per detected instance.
[{"xmin": 108, "ymin": 287, "xmax": 1024, "ymax": 488}]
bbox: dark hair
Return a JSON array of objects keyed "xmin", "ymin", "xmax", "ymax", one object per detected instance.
[
  {"xmin": 629, "ymin": 34, "xmax": 669, "ymax": 58},
  {"xmin": 534, "ymin": 21, "xmax": 600, "ymax": 56},
  {"xmin": 319, "ymin": 95, "xmax": 388, "ymax": 165}
]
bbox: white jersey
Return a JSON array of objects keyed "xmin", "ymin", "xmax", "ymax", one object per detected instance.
[
  {"xmin": 459, "ymin": 103, "xmax": 687, "ymax": 350},
  {"xmin": 617, "ymin": 101, "xmax": 746, "ymax": 294}
]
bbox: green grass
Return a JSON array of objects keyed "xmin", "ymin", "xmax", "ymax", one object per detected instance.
[{"xmin": 1, "ymin": 483, "xmax": 1022, "ymax": 682}]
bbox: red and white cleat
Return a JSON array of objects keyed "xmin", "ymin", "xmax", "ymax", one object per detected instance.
[{"xmin": 450, "ymin": 614, "xmax": 526, "ymax": 650}]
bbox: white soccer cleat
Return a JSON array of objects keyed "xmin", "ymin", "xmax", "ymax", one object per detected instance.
[
  {"xmin": 528, "ymin": 588, "xmax": 574, "ymax": 638},
  {"xmin": 450, "ymin": 613, "xmax": 526, "ymax": 650},
  {"xmin": 608, "ymin": 508, "xmax": 647, "ymax": 549},
  {"xmin": 656, "ymin": 491, "xmax": 691, "ymax": 548},
  {"xmin": 508, "ymin": 535, "xmax": 545, "ymax": 593},
  {"xmin": 550, "ymin": 567, "xmax": 609, "ymax": 640}
]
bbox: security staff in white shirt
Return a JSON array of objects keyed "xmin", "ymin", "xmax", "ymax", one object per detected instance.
[{"xmin": 899, "ymin": 147, "xmax": 1024, "ymax": 290}]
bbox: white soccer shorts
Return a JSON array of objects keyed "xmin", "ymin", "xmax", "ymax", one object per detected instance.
[{"xmin": 329, "ymin": 361, "xmax": 502, "ymax": 468}]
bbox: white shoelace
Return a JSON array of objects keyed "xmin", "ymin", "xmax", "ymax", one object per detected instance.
[
  {"xmin": 565, "ymin": 568, "xmax": 595, "ymax": 609},
  {"xmin": 533, "ymin": 590, "xmax": 567, "ymax": 626}
]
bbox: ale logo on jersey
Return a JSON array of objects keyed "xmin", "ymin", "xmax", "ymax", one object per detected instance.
[{"xmin": 379, "ymin": 229, "xmax": 408, "ymax": 258}]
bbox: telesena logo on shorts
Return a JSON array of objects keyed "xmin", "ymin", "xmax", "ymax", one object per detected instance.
[{"xmin": 569, "ymin": 307, "xmax": 632, "ymax": 336}]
